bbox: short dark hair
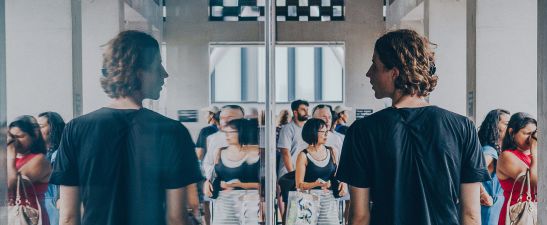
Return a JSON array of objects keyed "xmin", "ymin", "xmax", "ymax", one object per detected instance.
[
  {"xmin": 101, "ymin": 30, "xmax": 160, "ymax": 98},
  {"xmin": 8, "ymin": 115, "xmax": 47, "ymax": 154},
  {"xmin": 501, "ymin": 112, "xmax": 537, "ymax": 151},
  {"xmin": 375, "ymin": 29, "xmax": 438, "ymax": 97},
  {"xmin": 301, "ymin": 118, "xmax": 327, "ymax": 146},
  {"xmin": 312, "ymin": 104, "xmax": 333, "ymax": 116},
  {"xmin": 38, "ymin": 111, "xmax": 66, "ymax": 150},
  {"xmin": 291, "ymin": 100, "xmax": 309, "ymax": 112},
  {"xmin": 226, "ymin": 118, "xmax": 258, "ymax": 145},
  {"xmin": 222, "ymin": 104, "xmax": 245, "ymax": 115},
  {"xmin": 477, "ymin": 109, "xmax": 510, "ymax": 150}
]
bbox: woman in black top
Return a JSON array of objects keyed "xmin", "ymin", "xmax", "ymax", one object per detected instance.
[
  {"xmin": 295, "ymin": 118, "xmax": 346, "ymax": 224},
  {"xmin": 210, "ymin": 118, "xmax": 261, "ymax": 225}
]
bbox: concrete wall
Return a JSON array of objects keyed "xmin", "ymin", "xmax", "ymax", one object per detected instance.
[
  {"xmin": 426, "ymin": 0, "xmax": 467, "ymax": 116},
  {"xmin": 474, "ymin": 0, "xmax": 537, "ymax": 122},
  {"xmin": 5, "ymin": 0, "xmax": 73, "ymax": 122},
  {"xmin": 165, "ymin": 1, "xmax": 385, "ymax": 137}
]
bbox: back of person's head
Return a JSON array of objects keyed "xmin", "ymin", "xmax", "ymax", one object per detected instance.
[
  {"xmin": 226, "ymin": 118, "xmax": 258, "ymax": 145},
  {"xmin": 301, "ymin": 118, "xmax": 327, "ymax": 146},
  {"xmin": 8, "ymin": 115, "xmax": 47, "ymax": 154},
  {"xmin": 277, "ymin": 109, "xmax": 291, "ymax": 127},
  {"xmin": 291, "ymin": 99, "xmax": 309, "ymax": 112},
  {"xmin": 501, "ymin": 112, "xmax": 537, "ymax": 151},
  {"xmin": 213, "ymin": 111, "xmax": 221, "ymax": 123},
  {"xmin": 374, "ymin": 29, "xmax": 437, "ymax": 97},
  {"xmin": 101, "ymin": 30, "xmax": 160, "ymax": 98},
  {"xmin": 478, "ymin": 109, "xmax": 510, "ymax": 150},
  {"xmin": 38, "ymin": 111, "xmax": 66, "ymax": 150}
]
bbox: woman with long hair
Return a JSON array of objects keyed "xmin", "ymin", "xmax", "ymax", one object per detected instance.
[
  {"xmin": 496, "ymin": 112, "xmax": 538, "ymax": 225},
  {"xmin": 477, "ymin": 109, "xmax": 510, "ymax": 225},
  {"xmin": 209, "ymin": 118, "xmax": 261, "ymax": 225},
  {"xmin": 7, "ymin": 115, "xmax": 52, "ymax": 225},
  {"xmin": 37, "ymin": 111, "xmax": 65, "ymax": 225}
]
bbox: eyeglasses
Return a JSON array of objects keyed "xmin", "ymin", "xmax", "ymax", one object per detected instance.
[
  {"xmin": 318, "ymin": 130, "xmax": 328, "ymax": 135},
  {"xmin": 222, "ymin": 130, "xmax": 238, "ymax": 134}
]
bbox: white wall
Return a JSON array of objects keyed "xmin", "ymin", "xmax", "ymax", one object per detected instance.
[
  {"xmin": 475, "ymin": 0, "xmax": 537, "ymax": 121},
  {"xmin": 5, "ymin": 0, "xmax": 73, "ymax": 122},
  {"xmin": 81, "ymin": 0, "xmax": 123, "ymax": 114},
  {"xmin": 426, "ymin": 0, "xmax": 467, "ymax": 116}
]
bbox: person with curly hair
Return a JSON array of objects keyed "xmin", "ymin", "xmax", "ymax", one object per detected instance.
[
  {"xmin": 477, "ymin": 109, "xmax": 510, "ymax": 225},
  {"xmin": 49, "ymin": 30, "xmax": 202, "ymax": 225},
  {"xmin": 336, "ymin": 29, "xmax": 490, "ymax": 225}
]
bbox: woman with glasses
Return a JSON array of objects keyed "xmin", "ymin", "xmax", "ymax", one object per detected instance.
[
  {"xmin": 209, "ymin": 118, "xmax": 261, "ymax": 225},
  {"xmin": 295, "ymin": 118, "xmax": 345, "ymax": 224}
]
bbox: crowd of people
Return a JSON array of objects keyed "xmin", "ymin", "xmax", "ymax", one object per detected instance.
[{"xmin": 5, "ymin": 29, "xmax": 539, "ymax": 225}]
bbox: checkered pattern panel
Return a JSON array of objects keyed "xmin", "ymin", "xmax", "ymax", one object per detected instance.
[{"xmin": 209, "ymin": 0, "xmax": 345, "ymax": 21}]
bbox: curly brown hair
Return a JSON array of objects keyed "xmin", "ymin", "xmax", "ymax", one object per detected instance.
[
  {"xmin": 375, "ymin": 29, "xmax": 438, "ymax": 97},
  {"xmin": 101, "ymin": 30, "xmax": 160, "ymax": 98}
]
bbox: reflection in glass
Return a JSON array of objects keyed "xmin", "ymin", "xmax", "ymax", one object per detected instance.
[{"xmin": 211, "ymin": 46, "xmax": 344, "ymax": 103}]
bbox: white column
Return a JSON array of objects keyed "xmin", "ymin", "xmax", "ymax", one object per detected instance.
[
  {"xmin": 425, "ymin": 0, "xmax": 467, "ymax": 116},
  {"xmin": 474, "ymin": 0, "xmax": 537, "ymax": 121},
  {"xmin": 537, "ymin": 0, "xmax": 547, "ymax": 223},
  {"xmin": 5, "ymin": 0, "xmax": 73, "ymax": 121},
  {"xmin": 81, "ymin": 0, "xmax": 123, "ymax": 113}
]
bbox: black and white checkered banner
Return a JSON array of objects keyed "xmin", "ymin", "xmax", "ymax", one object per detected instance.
[{"xmin": 209, "ymin": 0, "xmax": 345, "ymax": 21}]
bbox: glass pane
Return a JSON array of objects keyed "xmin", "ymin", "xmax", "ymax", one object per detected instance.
[
  {"xmin": 213, "ymin": 47, "xmax": 242, "ymax": 102},
  {"xmin": 275, "ymin": 47, "xmax": 289, "ymax": 102},
  {"xmin": 295, "ymin": 47, "xmax": 315, "ymax": 101},
  {"xmin": 322, "ymin": 46, "xmax": 344, "ymax": 101}
]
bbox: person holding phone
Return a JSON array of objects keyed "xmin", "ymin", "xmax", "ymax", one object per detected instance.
[{"xmin": 496, "ymin": 112, "xmax": 538, "ymax": 225}]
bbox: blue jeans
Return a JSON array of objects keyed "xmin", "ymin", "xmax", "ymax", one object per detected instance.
[{"xmin": 45, "ymin": 197, "xmax": 59, "ymax": 225}]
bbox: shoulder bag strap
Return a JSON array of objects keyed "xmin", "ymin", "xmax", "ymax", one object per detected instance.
[
  {"xmin": 505, "ymin": 170, "xmax": 529, "ymax": 223},
  {"xmin": 20, "ymin": 174, "xmax": 43, "ymax": 225},
  {"xmin": 325, "ymin": 146, "xmax": 336, "ymax": 167}
]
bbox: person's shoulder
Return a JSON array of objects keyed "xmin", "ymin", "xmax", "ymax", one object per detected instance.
[
  {"xmin": 139, "ymin": 109, "xmax": 192, "ymax": 133},
  {"xmin": 426, "ymin": 106, "xmax": 470, "ymax": 121},
  {"xmin": 350, "ymin": 107, "xmax": 394, "ymax": 128}
]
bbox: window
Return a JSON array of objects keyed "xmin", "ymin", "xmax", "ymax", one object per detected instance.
[{"xmin": 210, "ymin": 45, "xmax": 344, "ymax": 103}]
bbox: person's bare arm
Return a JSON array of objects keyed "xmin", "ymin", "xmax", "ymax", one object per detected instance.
[
  {"xmin": 460, "ymin": 182, "xmax": 481, "ymax": 225},
  {"xmin": 59, "ymin": 186, "xmax": 81, "ymax": 225},
  {"xmin": 195, "ymin": 148, "xmax": 205, "ymax": 161},
  {"xmin": 185, "ymin": 184, "xmax": 200, "ymax": 215},
  {"xmin": 497, "ymin": 151, "xmax": 530, "ymax": 182},
  {"xmin": 348, "ymin": 186, "xmax": 370, "ymax": 225},
  {"xmin": 280, "ymin": 148, "xmax": 294, "ymax": 172},
  {"xmin": 19, "ymin": 154, "xmax": 52, "ymax": 183},
  {"xmin": 166, "ymin": 187, "xmax": 189, "ymax": 225}
]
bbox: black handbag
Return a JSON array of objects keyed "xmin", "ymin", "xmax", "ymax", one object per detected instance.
[{"xmin": 278, "ymin": 171, "xmax": 296, "ymax": 203}]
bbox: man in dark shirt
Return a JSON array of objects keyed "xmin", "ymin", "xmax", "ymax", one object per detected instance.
[
  {"xmin": 336, "ymin": 29, "xmax": 489, "ymax": 225},
  {"xmin": 50, "ymin": 30, "xmax": 203, "ymax": 225},
  {"xmin": 195, "ymin": 106, "xmax": 220, "ymax": 160}
]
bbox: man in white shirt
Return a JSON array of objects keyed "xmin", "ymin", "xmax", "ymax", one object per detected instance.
[
  {"xmin": 312, "ymin": 104, "xmax": 344, "ymax": 162},
  {"xmin": 277, "ymin": 100, "xmax": 309, "ymax": 176}
]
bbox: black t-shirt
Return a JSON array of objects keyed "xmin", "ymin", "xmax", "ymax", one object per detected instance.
[
  {"xmin": 195, "ymin": 125, "xmax": 218, "ymax": 150},
  {"xmin": 336, "ymin": 106, "xmax": 489, "ymax": 225},
  {"xmin": 50, "ymin": 108, "xmax": 203, "ymax": 225}
]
